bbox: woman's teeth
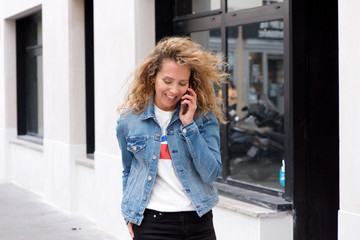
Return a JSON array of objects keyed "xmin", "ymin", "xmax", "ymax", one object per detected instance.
[{"xmin": 166, "ymin": 94, "xmax": 175, "ymax": 99}]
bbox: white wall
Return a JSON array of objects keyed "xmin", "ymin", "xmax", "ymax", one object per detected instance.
[
  {"xmin": 214, "ymin": 198, "xmax": 292, "ymax": 240},
  {"xmin": 338, "ymin": 0, "xmax": 360, "ymax": 239},
  {"xmin": 0, "ymin": 1, "xmax": 42, "ymax": 183},
  {"xmin": 91, "ymin": 0, "xmax": 155, "ymax": 237}
]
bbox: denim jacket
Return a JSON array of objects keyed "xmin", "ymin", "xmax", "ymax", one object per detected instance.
[{"xmin": 116, "ymin": 102, "xmax": 221, "ymax": 226}]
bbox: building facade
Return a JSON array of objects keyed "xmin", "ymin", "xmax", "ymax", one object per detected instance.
[{"xmin": 0, "ymin": 0, "xmax": 354, "ymax": 239}]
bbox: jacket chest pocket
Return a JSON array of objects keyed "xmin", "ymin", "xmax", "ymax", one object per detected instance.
[{"xmin": 127, "ymin": 138, "xmax": 147, "ymax": 161}]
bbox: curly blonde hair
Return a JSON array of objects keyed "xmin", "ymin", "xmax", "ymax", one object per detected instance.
[{"xmin": 119, "ymin": 36, "xmax": 228, "ymax": 124}]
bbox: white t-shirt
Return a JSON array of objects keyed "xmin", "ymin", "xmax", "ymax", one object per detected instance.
[{"xmin": 146, "ymin": 105, "xmax": 195, "ymax": 212}]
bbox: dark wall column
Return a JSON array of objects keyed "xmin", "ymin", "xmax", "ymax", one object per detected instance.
[{"xmin": 291, "ymin": 0, "xmax": 339, "ymax": 239}]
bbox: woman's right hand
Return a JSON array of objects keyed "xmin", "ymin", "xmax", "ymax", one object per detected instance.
[{"xmin": 127, "ymin": 222, "xmax": 134, "ymax": 239}]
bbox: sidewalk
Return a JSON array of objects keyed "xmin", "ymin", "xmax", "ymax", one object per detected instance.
[{"xmin": 0, "ymin": 183, "xmax": 121, "ymax": 240}]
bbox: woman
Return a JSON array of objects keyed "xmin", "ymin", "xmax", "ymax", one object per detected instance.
[{"xmin": 116, "ymin": 37, "xmax": 228, "ymax": 240}]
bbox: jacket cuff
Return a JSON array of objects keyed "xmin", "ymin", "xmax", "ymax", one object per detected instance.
[{"xmin": 180, "ymin": 121, "xmax": 198, "ymax": 136}]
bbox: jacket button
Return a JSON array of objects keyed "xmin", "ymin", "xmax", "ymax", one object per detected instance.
[
  {"xmin": 182, "ymin": 128, "xmax": 187, "ymax": 133},
  {"xmin": 152, "ymin": 155, "xmax": 157, "ymax": 160},
  {"xmin": 143, "ymin": 196, "xmax": 147, "ymax": 200},
  {"xmin": 135, "ymin": 218, "xmax": 138, "ymax": 223},
  {"xmin": 133, "ymin": 146, "xmax": 137, "ymax": 151},
  {"xmin": 155, "ymin": 133, "xmax": 160, "ymax": 137},
  {"xmin": 148, "ymin": 176, "xmax": 152, "ymax": 181}
]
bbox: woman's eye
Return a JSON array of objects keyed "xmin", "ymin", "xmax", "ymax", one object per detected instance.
[{"xmin": 179, "ymin": 83, "xmax": 187, "ymax": 86}]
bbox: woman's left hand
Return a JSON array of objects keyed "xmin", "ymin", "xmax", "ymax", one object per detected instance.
[
  {"xmin": 180, "ymin": 88, "xmax": 197, "ymax": 126},
  {"xmin": 127, "ymin": 222, "xmax": 134, "ymax": 239}
]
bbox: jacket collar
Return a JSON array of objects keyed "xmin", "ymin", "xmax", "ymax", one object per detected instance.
[
  {"xmin": 140, "ymin": 99, "xmax": 156, "ymax": 120},
  {"xmin": 140, "ymin": 97, "xmax": 181, "ymax": 122}
]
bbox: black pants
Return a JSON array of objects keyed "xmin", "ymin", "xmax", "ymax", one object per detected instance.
[{"xmin": 133, "ymin": 209, "xmax": 216, "ymax": 240}]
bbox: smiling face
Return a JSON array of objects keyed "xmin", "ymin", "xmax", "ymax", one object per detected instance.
[{"xmin": 154, "ymin": 59, "xmax": 191, "ymax": 111}]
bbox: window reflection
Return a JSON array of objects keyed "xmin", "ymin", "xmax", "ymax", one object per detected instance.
[
  {"xmin": 23, "ymin": 16, "xmax": 43, "ymax": 137},
  {"xmin": 190, "ymin": 29, "xmax": 222, "ymax": 105},
  {"xmin": 228, "ymin": 0, "xmax": 283, "ymax": 12},
  {"xmin": 175, "ymin": 0, "xmax": 221, "ymax": 16},
  {"xmin": 190, "ymin": 29, "xmax": 221, "ymax": 53},
  {"xmin": 227, "ymin": 21, "xmax": 284, "ymax": 190}
]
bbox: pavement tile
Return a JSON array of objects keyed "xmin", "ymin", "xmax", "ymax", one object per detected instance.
[{"xmin": 0, "ymin": 183, "xmax": 121, "ymax": 240}]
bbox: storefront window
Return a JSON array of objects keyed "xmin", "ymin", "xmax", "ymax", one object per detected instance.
[
  {"xmin": 228, "ymin": 0, "xmax": 283, "ymax": 12},
  {"xmin": 227, "ymin": 21, "xmax": 284, "ymax": 190},
  {"xmin": 163, "ymin": 0, "xmax": 289, "ymax": 203}
]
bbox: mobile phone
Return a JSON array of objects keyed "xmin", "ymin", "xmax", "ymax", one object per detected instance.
[{"xmin": 182, "ymin": 91, "xmax": 189, "ymax": 115}]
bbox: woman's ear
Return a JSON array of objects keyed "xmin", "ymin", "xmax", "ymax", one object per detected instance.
[{"xmin": 150, "ymin": 76, "xmax": 156, "ymax": 86}]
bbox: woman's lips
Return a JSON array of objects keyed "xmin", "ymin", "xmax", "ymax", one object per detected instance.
[{"xmin": 165, "ymin": 93, "xmax": 176, "ymax": 100}]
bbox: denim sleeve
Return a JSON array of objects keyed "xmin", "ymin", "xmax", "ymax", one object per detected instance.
[
  {"xmin": 180, "ymin": 113, "xmax": 222, "ymax": 184},
  {"xmin": 116, "ymin": 117, "xmax": 133, "ymax": 192}
]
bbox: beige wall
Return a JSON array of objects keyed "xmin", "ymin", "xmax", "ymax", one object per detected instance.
[{"xmin": 42, "ymin": 0, "xmax": 86, "ymax": 144}]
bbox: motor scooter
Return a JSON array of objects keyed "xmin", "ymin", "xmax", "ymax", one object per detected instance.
[{"xmin": 228, "ymin": 96, "xmax": 284, "ymax": 181}]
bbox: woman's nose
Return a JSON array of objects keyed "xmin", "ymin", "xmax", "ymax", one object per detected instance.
[{"xmin": 169, "ymin": 85, "xmax": 180, "ymax": 94}]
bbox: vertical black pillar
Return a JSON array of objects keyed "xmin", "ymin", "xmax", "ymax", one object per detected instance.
[
  {"xmin": 291, "ymin": 0, "xmax": 339, "ymax": 239},
  {"xmin": 85, "ymin": 0, "xmax": 95, "ymax": 154},
  {"xmin": 155, "ymin": 0, "xmax": 175, "ymax": 42}
]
